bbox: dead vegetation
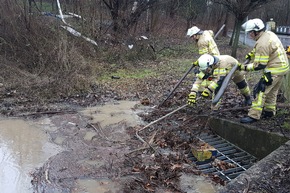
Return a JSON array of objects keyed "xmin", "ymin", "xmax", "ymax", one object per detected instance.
[{"xmin": 1, "ymin": 3, "xmax": 290, "ymax": 193}]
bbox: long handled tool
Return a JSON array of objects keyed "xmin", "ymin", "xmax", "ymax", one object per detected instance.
[
  {"xmin": 158, "ymin": 24, "xmax": 226, "ymax": 107},
  {"xmin": 158, "ymin": 66, "xmax": 194, "ymax": 107},
  {"xmin": 136, "ymin": 104, "xmax": 188, "ymax": 144},
  {"xmin": 212, "ymin": 59, "xmax": 250, "ymax": 105}
]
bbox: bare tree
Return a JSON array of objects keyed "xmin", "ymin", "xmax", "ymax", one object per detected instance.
[
  {"xmin": 211, "ymin": 0, "xmax": 277, "ymax": 57},
  {"xmin": 179, "ymin": 0, "xmax": 207, "ymax": 30},
  {"xmin": 261, "ymin": 0, "xmax": 290, "ymax": 25},
  {"xmin": 102, "ymin": 0, "xmax": 157, "ymax": 37}
]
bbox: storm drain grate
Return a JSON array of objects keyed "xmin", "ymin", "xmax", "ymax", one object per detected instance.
[{"xmin": 189, "ymin": 133, "xmax": 258, "ymax": 182}]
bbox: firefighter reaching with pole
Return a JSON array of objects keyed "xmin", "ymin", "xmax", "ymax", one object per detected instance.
[
  {"xmin": 187, "ymin": 54, "xmax": 252, "ymax": 110},
  {"xmin": 186, "ymin": 26, "xmax": 220, "ymax": 94},
  {"xmin": 158, "ymin": 25, "xmax": 221, "ymax": 107},
  {"xmin": 239, "ymin": 18, "xmax": 289, "ymax": 123}
]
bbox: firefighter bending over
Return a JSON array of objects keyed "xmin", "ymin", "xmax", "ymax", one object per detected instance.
[
  {"xmin": 186, "ymin": 26, "xmax": 220, "ymax": 92},
  {"xmin": 187, "ymin": 54, "xmax": 251, "ymax": 110}
]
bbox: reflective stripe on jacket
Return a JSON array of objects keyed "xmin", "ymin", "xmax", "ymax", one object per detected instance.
[
  {"xmin": 252, "ymin": 31, "xmax": 289, "ymax": 75},
  {"xmin": 207, "ymin": 55, "xmax": 238, "ymax": 92},
  {"xmin": 198, "ymin": 30, "xmax": 220, "ymax": 56}
]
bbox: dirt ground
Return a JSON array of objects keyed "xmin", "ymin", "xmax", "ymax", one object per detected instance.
[{"xmin": 1, "ymin": 37, "xmax": 290, "ymax": 193}]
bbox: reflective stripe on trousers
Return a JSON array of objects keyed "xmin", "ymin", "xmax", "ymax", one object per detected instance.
[{"xmin": 248, "ymin": 75, "xmax": 283, "ymax": 119}]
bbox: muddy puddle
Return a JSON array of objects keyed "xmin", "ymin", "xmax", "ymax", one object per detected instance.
[
  {"xmin": 0, "ymin": 100, "xmax": 220, "ymax": 193},
  {"xmin": 0, "ymin": 118, "xmax": 63, "ymax": 193}
]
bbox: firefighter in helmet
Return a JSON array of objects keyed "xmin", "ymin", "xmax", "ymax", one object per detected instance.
[
  {"xmin": 187, "ymin": 54, "xmax": 251, "ymax": 109},
  {"xmin": 286, "ymin": 45, "xmax": 290, "ymax": 59},
  {"xmin": 186, "ymin": 26, "xmax": 220, "ymax": 94},
  {"xmin": 239, "ymin": 18, "xmax": 289, "ymax": 123},
  {"xmin": 186, "ymin": 26, "xmax": 220, "ymax": 56}
]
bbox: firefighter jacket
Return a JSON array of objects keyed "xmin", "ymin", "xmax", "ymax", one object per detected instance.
[
  {"xmin": 246, "ymin": 31, "xmax": 289, "ymax": 76},
  {"xmin": 197, "ymin": 30, "xmax": 220, "ymax": 56},
  {"xmin": 286, "ymin": 45, "xmax": 290, "ymax": 59},
  {"xmin": 191, "ymin": 55, "xmax": 246, "ymax": 94}
]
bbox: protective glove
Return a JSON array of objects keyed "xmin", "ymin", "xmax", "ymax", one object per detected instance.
[
  {"xmin": 253, "ymin": 78, "xmax": 266, "ymax": 99},
  {"xmin": 238, "ymin": 63, "xmax": 245, "ymax": 71},
  {"xmin": 192, "ymin": 60, "xmax": 198, "ymax": 66},
  {"xmin": 238, "ymin": 63, "xmax": 253, "ymax": 71},
  {"xmin": 187, "ymin": 91, "xmax": 197, "ymax": 106},
  {"xmin": 245, "ymin": 51, "xmax": 254, "ymax": 60},
  {"xmin": 263, "ymin": 72, "xmax": 273, "ymax": 86},
  {"xmin": 201, "ymin": 88, "xmax": 213, "ymax": 98}
]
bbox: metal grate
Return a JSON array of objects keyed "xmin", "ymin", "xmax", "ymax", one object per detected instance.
[{"xmin": 189, "ymin": 133, "xmax": 257, "ymax": 182}]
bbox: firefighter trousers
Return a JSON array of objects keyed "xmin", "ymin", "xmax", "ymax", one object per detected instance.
[{"xmin": 248, "ymin": 74, "xmax": 283, "ymax": 120}]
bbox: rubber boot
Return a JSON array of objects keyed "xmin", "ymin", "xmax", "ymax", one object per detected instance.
[
  {"xmin": 262, "ymin": 111, "xmax": 274, "ymax": 118},
  {"xmin": 240, "ymin": 116, "xmax": 257, "ymax": 123}
]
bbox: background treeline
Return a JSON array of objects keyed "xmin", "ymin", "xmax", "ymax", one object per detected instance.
[{"xmin": 0, "ymin": 0, "xmax": 289, "ymax": 98}]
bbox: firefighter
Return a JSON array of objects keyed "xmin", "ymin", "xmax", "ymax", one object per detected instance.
[
  {"xmin": 187, "ymin": 54, "xmax": 251, "ymax": 109},
  {"xmin": 286, "ymin": 45, "xmax": 290, "ymax": 59},
  {"xmin": 186, "ymin": 26, "xmax": 220, "ymax": 93},
  {"xmin": 186, "ymin": 26, "xmax": 220, "ymax": 56},
  {"xmin": 239, "ymin": 18, "xmax": 289, "ymax": 123}
]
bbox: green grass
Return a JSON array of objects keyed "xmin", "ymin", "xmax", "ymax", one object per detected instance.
[
  {"xmin": 282, "ymin": 122, "xmax": 290, "ymax": 130},
  {"xmin": 96, "ymin": 58, "xmax": 194, "ymax": 83},
  {"xmin": 35, "ymin": 2, "xmax": 54, "ymax": 12},
  {"xmin": 98, "ymin": 68, "xmax": 157, "ymax": 81}
]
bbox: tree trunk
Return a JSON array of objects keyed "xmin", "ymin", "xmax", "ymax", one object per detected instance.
[
  {"xmin": 222, "ymin": 12, "xmax": 229, "ymax": 37},
  {"xmin": 231, "ymin": 19, "xmax": 243, "ymax": 58},
  {"xmin": 229, "ymin": 21, "xmax": 236, "ymax": 46}
]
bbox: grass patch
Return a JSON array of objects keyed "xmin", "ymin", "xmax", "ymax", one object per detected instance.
[
  {"xmin": 157, "ymin": 44, "xmax": 198, "ymax": 59},
  {"xmin": 97, "ymin": 68, "xmax": 157, "ymax": 81},
  {"xmin": 34, "ymin": 2, "xmax": 54, "ymax": 13},
  {"xmin": 282, "ymin": 121, "xmax": 290, "ymax": 130}
]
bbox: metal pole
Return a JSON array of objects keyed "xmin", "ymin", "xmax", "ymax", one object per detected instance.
[
  {"xmin": 159, "ymin": 24, "xmax": 225, "ymax": 107},
  {"xmin": 243, "ymin": 16, "xmax": 248, "ymax": 45},
  {"xmin": 158, "ymin": 65, "xmax": 195, "ymax": 107},
  {"xmin": 214, "ymin": 24, "xmax": 226, "ymax": 39},
  {"xmin": 136, "ymin": 104, "xmax": 188, "ymax": 143}
]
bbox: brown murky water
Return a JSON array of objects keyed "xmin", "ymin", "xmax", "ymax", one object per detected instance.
[
  {"xmin": 0, "ymin": 101, "xmax": 220, "ymax": 193},
  {"xmin": 0, "ymin": 118, "xmax": 63, "ymax": 193}
]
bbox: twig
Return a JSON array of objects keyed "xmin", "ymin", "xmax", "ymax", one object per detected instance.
[
  {"xmin": 127, "ymin": 130, "xmax": 158, "ymax": 155},
  {"xmin": 135, "ymin": 104, "xmax": 188, "ymax": 154},
  {"xmin": 88, "ymin": 122, "xmax": 126, "ymax": 144},
  {"xmin": 136, "ymin": 104, "xmax": 188, "ymax": 143},
  {"xmin": 126, "ymin": 146, "xmax": 151, "ymax": 155},
  {"xmin": 88, "ymin": 122, "xmax": 110, "ymax": 141},
  {"xmin": 16, "ymin": 110, "xmax": 77, "ymax": 117},
  {"xmin": 45, "ymin": 169, "xmax": 51, "ymax": 184},
  {"xmin": 146, "ymin": 131, "xmax": 157, "ymax": 147}
]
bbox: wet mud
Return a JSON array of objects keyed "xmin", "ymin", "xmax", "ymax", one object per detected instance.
[{"xmin": 1, "ymin": 100, "xmax": 223, "ymax": 193}]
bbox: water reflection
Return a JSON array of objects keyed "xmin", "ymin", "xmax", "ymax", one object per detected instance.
[
  {"xmin": 80, "ymin": 100, "xmax": 142, "ymax": 128},
  {"xmin": 0, "ymin": 119, "xmax": 62, "ymax": 193}
]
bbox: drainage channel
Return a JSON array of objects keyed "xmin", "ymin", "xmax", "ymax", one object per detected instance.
[{"xmin": 189, "ymin": 133, "xmax": 258, "ymax": 182}]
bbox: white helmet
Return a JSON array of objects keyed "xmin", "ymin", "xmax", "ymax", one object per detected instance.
[
  {"xmin": 242, "ymin": 18, "xmax": 265, "ymax": 32},
  {"xmin": 186, "ymin": 26, "xmax": 200, "ymax": 37},
  {"xmin": 198, "ymin": 54, "xmax": 216, "ymax": 71}
]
